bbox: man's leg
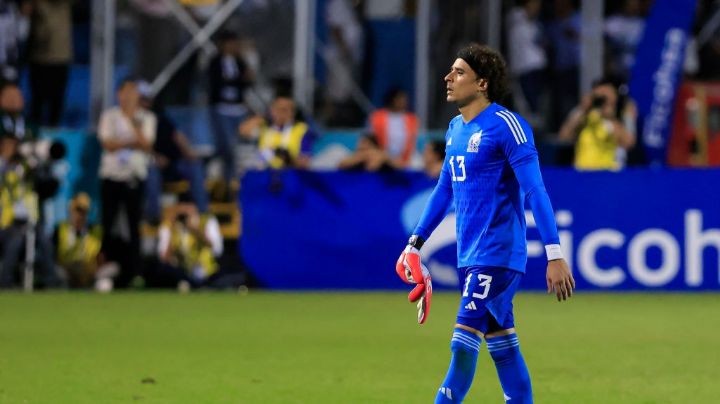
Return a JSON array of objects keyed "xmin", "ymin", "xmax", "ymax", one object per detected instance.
[
  {"xmin": 435, "ymin": 324, "xmax": 482, "ymax": 403},
  {"xmin": 486, "ymin": 327, "xmax": 532, "ymax": 404},
  {"xmin": 178, "ymin": 159, "xmax": 209, "ymax": 213}
]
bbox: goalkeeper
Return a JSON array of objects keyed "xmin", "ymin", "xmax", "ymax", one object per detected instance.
[{"xmin": 396, "ymin": 44, "xmax": 574, "ymax": 404}]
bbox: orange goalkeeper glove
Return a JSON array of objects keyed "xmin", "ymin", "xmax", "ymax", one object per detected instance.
[{"xmin": 395, "ymin": 237, "xmax": 432, "ymax": 324}]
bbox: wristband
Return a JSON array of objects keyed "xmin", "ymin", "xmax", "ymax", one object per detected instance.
[
  {"xmin": 408, "ymin": 235, "xmax": 426, "ymax": 250},
  {"xmin": 545, "ymin": 244, "xmax": 563, "ymax": 261}
]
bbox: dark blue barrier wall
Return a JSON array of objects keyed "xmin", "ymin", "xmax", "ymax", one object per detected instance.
[{"xmin": 240, "ymin": 169, "xmax": 720, "ymax": 291}]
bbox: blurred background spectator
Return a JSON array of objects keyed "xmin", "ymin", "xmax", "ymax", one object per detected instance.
[
  {"xmin": 28, "ymin": 0, "xmax": 73, "ymax": 127},
  {"xmin": 422, "ymin": 138, "xmax": 446, "ymax": 179},
  {"xmin": 505, "ymin": 0, "xmax": 547, "ymax": 121},
  {"xmin": 52, "ymin": 192, "xmax": 102, "ymax": 288},
  {"xmin": 368, "ymin": 88, "xmax": 418, "ymax": 168},
  {"xmin": 208, "ymin": 30, "xmax": 254, "ymax": 190},
  {"xmin": 547, "ymin": 0, "xmax": 581, "ymax": 132},
  {"xmin": 97, "ymin": 78, "xmax": 155, "ymax": 288},
  {"xmin": 240, "ymin": 94, "xmax": 316, "ymax": 170},
  {"xmin": 321, "ymin": 0, "xmax": 364, "ymax": 126},
  {"xmin": 0, "ymin": 82, "xmax": 60, "ymax": 289},
  {"xmin": 152, "ymin": 194, "xmax": 223, "ymax": 290},
  {"xmin": 559, "ymin": 77, "xmax": 637, "ymax": 170},
  {"xmin": 0, "ymin": 0, "xmax": 30, "ymax": 83},
  {"xmin": 338, "ymin": 132, "xmax": 396, "ymax": 172},
  {"xmin": 138, "ymin": 80, "xmax": 208, "ymax": 224}
]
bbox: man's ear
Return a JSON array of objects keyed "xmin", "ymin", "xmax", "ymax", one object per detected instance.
[{"xmin": 476, "ymin": 78, "xmax": 488, "ymax": 93}]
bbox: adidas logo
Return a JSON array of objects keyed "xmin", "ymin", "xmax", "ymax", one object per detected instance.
[
  {"xmin": 439, "ymin": 387, "xmax": 453, "ymax": 400},
  {"xmin": 446, "ymin": 137, "xmax": 452, "ymax": 146},
  {"xmin": 464, "ymin": 301, "xmax": 477, "ymax": 310}
]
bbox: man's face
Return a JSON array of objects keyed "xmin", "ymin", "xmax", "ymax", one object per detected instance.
[
  {"xmin": 70, "ymin": 207, "xmax": 88, "ymax": 228},
  {"xmin": 391, "ymin": 93, "xmax": 409, "ymax": 111},
  {"xmin": 0, "ymin": 86, "xmax": 24, "ymax": 113},
  {"xmin": 0, "ymin": 137, "xmax": 19, "ymax": 159},
  {"xmin": 270, "ymin": 97, "xmax": 295, "ymax": 126},
  {"xmin": 117, "ymin": 82, "xmax": 140, "ymax": 109},
  {"xmin": 444, "ymin": 58, "xmax": 485, "ymax": 107}
]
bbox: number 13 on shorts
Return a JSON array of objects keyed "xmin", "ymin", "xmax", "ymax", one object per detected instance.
[{"xmin": 463, "ymin": 274, "xmax": 493, "ymax": 300}]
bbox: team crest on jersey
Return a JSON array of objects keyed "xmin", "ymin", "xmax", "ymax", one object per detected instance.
[{"xmin": 467, "ymin": 131, "xmax": 482, "ymax": 152}]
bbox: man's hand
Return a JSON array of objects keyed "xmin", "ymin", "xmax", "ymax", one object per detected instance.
[
  {"xmin": 546, "ymin": 259, "xmax": 575, "ymax": 301},
  {"xmin": 395, "ymin": 246, "xmax": 432, "ymax": 324}
]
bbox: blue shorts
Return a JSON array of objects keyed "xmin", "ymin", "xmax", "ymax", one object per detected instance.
[{"xmin": 456, "ymin": 266, "xmax": 523, "ymax": 335}]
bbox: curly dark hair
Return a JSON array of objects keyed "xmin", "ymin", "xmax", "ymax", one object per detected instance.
[{"xmin": 456, "ymin": 43, "xmax": 509, "ymax": 103}]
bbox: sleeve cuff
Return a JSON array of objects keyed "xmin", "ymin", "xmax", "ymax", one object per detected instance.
[{"xmin": 545, "ymin": 244, "xmax": 563, "ymax": 261}]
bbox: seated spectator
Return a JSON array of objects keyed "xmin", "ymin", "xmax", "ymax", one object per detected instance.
[
  {"xmin": 422, "ymin": 139, "xmax": 446, "ymax": 179},
  {"xmin": 338, "ymin": 133, "xmax": 397, "ymax": 172},
  {"xmin": 239, "ymin": 94, "xmax": 317, "ymax": 169},
  {"xmin": 368, "ymin": 89, "xmax": 418, "ymax": 168},
  {"xmin": 558, "ymin": 78, "xmax": 636, "ymax": 170},
  {"xmin": 137, "ymin": 80, "xmax": 208, "ymax": 223},
  {"xmin": 52, "ymin": 192, "xmax": 102, "ymax": 288},
  {"xmin": 155, "ymin": 195, "xmax": 223, "ymax": 290}
]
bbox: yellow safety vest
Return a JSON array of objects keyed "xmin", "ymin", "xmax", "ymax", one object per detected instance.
[
  {"xmin": 574, "ymin": 110, "xmax": 619, "ymax": 171},
  {"xmin": 166, "ymin": 215, "xmax": 217, "ymax": 277},
  {"xmin": 258, "ymin": 122, "xmax": 309, "ymax": 169},
  {"xmin": 0, "ymin": 168, "xmax": 38, "ymax": 229},
  {"xmin": 57, "ymin": 222, "xmax": 103, "ymax": 273}
]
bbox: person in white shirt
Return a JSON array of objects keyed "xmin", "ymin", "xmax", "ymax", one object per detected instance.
[
  {"xmin": 505, "ymin": 0, "xmax": 547, "ymax": 114},
  {"xmin": 97, "ymin": 78, "xmax": 156, "ymax": 288}
]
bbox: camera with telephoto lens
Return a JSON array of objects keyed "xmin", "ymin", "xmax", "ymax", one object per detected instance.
[
  {"xmin": 591, "ymin": 95, "xmax": 607, "ymax": 109},
  {"xmin": 17, "ymin": 139, "xmax": 67, "ymax": 201}
]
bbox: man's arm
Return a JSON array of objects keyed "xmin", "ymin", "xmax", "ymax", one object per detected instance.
[
  {"xmin": 514, "ymin": 159, "xmax": 575, "ymax": 301},
  {"xmin": 412, "ymin": 160, "xmax": 453, "ymax": 240}
]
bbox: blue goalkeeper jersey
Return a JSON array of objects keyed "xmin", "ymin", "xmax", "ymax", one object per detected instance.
[{"xmin": 414, "ymin": 103, "xmax": 559, "ymax": 273}]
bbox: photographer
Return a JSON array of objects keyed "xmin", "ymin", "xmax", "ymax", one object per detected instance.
[
  {"xmin": 52, "ymin": 193, "xmax": 103, "ymax": 288},
  {"xmin": 559, "ymin": 78, "xmax": 636, "ymax": 170},
  {"xmin": 0, "ymin": 83, "xmax": 61, "ymax": 288},
  {"xmin": 239, "ymin": 94, "xmax": 316, "ymax": 170},
  {"xmin": 154, "ymin": 194, "xmax": 223, "ymax": 290}
]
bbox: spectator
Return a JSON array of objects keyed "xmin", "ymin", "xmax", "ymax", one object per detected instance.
[
  {"xmin": 558, "ymin": 78, "xmax": 636, "ymax": 170},
  {"xmin": 0, "ymin": 0, "xmax": 30, "ymax": 82},
  {"xmin": 368, "ymin": 89, "xmax": 418, "ymax": 168},
  {"xmin": 27, "ymin": 0, "xmax": 73, "ymax": 127},
  {"xmin": 338, "ymin": 133, "xmax": 397, "ymax": 172},
  {"xmin": 321, "ymin": 0, "xmax": 364, "ymax": 126},
  {"xmin": 0, "ymin": 81, "xmax": 30, "ymax": 142},
  {"xmin": 0, "ymin": 83, "xmax": 60, "ymax": 288},
  {"xmin": 422, "ymin": 139, "xmax": 446, "ymax": 179},
  {"xmin": 505, "ymin": 0, "xmax": 547, "ymax": 115},
  {"xmin": 239, "ymin": 94, "xmax": 317, "ymax": 170},
  {"xmin": 137, "ymin": 81, "xmax": 208, "ymax": 223},
  {"xmin": 546, "ymin": 0, "xmax": 581, "ymax": 131},
  {"xmin": 97, "ymin": 78, "xmax": 156, "ymax": 288},
  {"xmin": 155, "ymin": 195, "xmax": 223, "ymax": 290},
  {"xmin": 208, "ymin": 30, "xmax": 254, "ymax": 185},
  {"xmin": 605, "ymin": 0, "xmax": 647, "ymax": 80},
  {"xmin": 52, "ymin": 192, "xmax": 102, "ymax": 288}
]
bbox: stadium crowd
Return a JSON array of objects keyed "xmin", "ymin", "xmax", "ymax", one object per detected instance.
[{"xmin": 1, "ymin": 0, "xmax": 719, "ymax": 291}]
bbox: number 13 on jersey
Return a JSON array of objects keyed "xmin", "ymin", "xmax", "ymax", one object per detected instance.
[{"xmin": 449, "ymin": 155, "xmax": 466, "ymax": 182}]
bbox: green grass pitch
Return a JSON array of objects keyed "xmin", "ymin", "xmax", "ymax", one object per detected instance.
[{"xmin": 0, "ymin": 291, "xmax": 718, "ymax": 403}]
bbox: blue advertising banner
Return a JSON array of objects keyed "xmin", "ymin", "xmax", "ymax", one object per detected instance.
[
  {"xmin": 629, "ymin": 0, "xmax": 697, "ymax": 165},
  {"xmin": 240, "ymin": 169, "xmax": 720, "ymax": 291}
]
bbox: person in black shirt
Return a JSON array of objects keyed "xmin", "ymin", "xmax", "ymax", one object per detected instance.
[
  {"xmin": 139, "ymin": 81, "xmax": 208, "ymax": 224},
  {"xmin": 208, "ymin": 31, "xmax": 254, "ymax": 188}
]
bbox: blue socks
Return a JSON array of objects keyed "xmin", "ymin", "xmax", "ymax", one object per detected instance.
[
  {"xmin": 435, "ymin": 328, "xmax": 481, "ymax": 403},
  {"xmin": 486, "ymin": 333, "xmax": 533, "ymax": 403}
]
